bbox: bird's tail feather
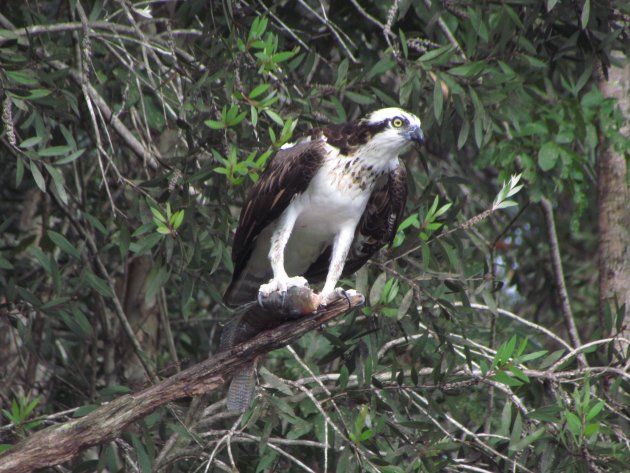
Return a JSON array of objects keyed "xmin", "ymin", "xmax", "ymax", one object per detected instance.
[
  {"xmin": 220, "ymin": 307, "xmax": 259, "ymax": 412},
  {"xmin": 227, "ymin": 364, "xmax": 257, "ymax": 412}
]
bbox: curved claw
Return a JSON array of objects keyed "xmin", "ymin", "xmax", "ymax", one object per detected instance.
[
  {"xmin": 318, "ymin": 287, "xmax": 353, "ymax": 309},
  {"xmin": 339, "ymin": 288, "xmax": 352, "ymax": 310},
  {"xmin": 257, "ymin": 291, "xmax": 265, "ymax": 307}
]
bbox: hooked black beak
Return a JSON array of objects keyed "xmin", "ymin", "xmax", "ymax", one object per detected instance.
[{"xmin": 405, "ymin": 126, "xmax": 424, "ymax": 145}]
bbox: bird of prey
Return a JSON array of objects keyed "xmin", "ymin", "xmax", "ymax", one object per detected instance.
[{"xmin": 224, "ymin": 107, "xmax": 423, "ymax": 308}]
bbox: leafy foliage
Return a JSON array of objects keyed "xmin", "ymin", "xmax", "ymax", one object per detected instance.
[{"xmin": 0, "ymin": 1, "xmax": 629, "ymax": 472}]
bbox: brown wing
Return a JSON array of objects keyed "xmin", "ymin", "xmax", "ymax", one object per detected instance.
[
  {"xmin": 319, "ymin": 120, "xmax": 388, "ymax": 155},
  {"xmin": 303, "ymin": 163, "xmax": 408, "ymax": 281},
  {"xmin": 224, "ymin": 140, "xmax": 326, "ymax": 305}
]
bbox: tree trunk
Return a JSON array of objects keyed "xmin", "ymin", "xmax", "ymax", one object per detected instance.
[{"xmin": 598, "ymin": 53, "xmax": 630, "ymax": 353}]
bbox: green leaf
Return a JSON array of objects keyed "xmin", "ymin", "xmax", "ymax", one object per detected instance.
[
  {"xmin": 519, "ymin": 350, "xmax": 548, "ymax": 363},
  {"xmin": 538, "ymin": 349, "xmax": 565, "ymax": 369},
  {"xmin": 131, "ymin": 434, "xmax": 152, "ymax": 473},
  {"xmin": 56, "ymin": 148, "xmax": 86, "ymax": 165},
  {"xmin": 7, "ymin": 70, "xmax": 39, "ymax": 86},
  {"xmin": 399, "ymin": 29, "xmax": 408, "ymax": 58},
  {"xmin": 418, "ymin": 45, "xmax": 453, "ymax": 63},
  {"xmin": 538, "ymin": 142, "xmax": 560, "ymax": 171},
  {"xmin": 345, "ymin": 91, "xmax": 375, "ymax": 105},
  {"xmin": 448, "ymin": 61, "xmax": 486, "ymax": 77},
  {"xmin": 0, "ymin": 444, "xmax": 13, "ymax": 454},
  {"xmin": 397, "ymin": 289, "xmax": 413, "ymax": 320},
  {"xmin": 30, "ymin": 247, "xmax": 51, "ymax": 274},
  {"xmin": 100, "ymin": 385, "xmax": 131, "ymax": 396},
  {"xmin": 171, "ymin": 210, "xmax": 185, "ymax": 230},
  {"xmin": 132, "ymin": 233, "xmax": 163, "ymax": 254},
  {"xmin": 249, "ymin": 83, "xmax": 270, "ymax": 99},
  {"xmin": 528, "ymin": 405, "xmax": 561, "ymax": 423},
  {"xmin": 272, "ymin": 49, "xmax": 298, "ymax": 63},
  {"xmin": 366, "ymin": 57, "xmax": 395, "ymax": 80},
  {"xmin": 45, "ymin": 164, "xmax": 68, "ymax": 204},
  {"xmin": 73, "ymin": 404, "xmax": 99, "ymax": 417},
  {"xmin": 264, "ymin": 109, "xmax": 284, "ymax": 126},
  {"xmin": 227, "ymin": 110, "xmax": 247, "ymax": 126},
  {"xmin": 495, "ymin": 200, "xmax": 518, "ymax": 209},
  {"xmin": 369, "ymin": 272, "xmax": 387, "ymax": 305},
  {"xmin": 583, "ymin": 422, "xmax": 599, "ymax": 437},
  {"xmin": 268, "ymin": 395, "xmax": 297, "ymax": 419},
  {"xmin": 150, "ymin": 207, "xmax": 166, "ymax": 223},
  {"xmin": 510, "ymin": 427, "xmax": 545, "ymax": 452},
  {"xmin": 119, "ymin": 224, "xmax": 130, "ymax": 258},
  {"xmin": 0, "ymin": 257, "xmax": 14, "ymax": 270},
  {"xmin": 37, "ymin": 145, "xmax": 73, "ymax": 157},
  {"xmin": 19, "ymin": 136, "xmax": 42, "ymax": 149},
  {"xmin": 335, "ymin": 58, "xmax": 349, "ymax": 88},
  {"xmin": 47, "ymin": 230, "xmax": 80, "ymax": 259},
  {"xmin": 16, "ymin": 157, "xmax": 24, "ymax": 187},
  {"xmin": 0, "ymin": 29, "xmax": 18, "ymax": 40},
  {"xmin": 493, "ymin": 370, "xmax": 524, "ymax": 387},
  {"xmin": 457, "ymin": 119, "xmax": 470, "ymax": 149},
  {"xmin": 84, "ymin": 213, "xmax": 108, "ymax": 235},
  {"xmin": 73, "ymin": 304, "xmax": 95, "ymax": 333},
  {"xmin": 499, "ymin": 402, "xmax": 511, "ymax": 437},
  {"xmin": 521, "ymin": 54, "xmax": 547, "ymax": 69},
  {"xmin": 510, "ymin": 412, "xmax": 523, "ymax": 449},
  {"xmin": 145, "ymin": 264, "xmax": 169, "ymax": 303},
  {"xmin": 25, "ymin": 89, "xmax": 51, "ymax": 100},
  {"xmin": 259, "ymin": 367, "xmax": 293, "ymax": 395},
  {"xmin": 58, "ymin": 307, "xmax": 93, "ymax": 337},
  {"xmin": 580, "ymin": 0, "xmax": 590, "ymax": 27},
  {"xmin": 256, "ymin": 451, "xmax": 278, "ymax": 473},
  {"xmin": 565, "ymin": 412, "xmax": 582, "ymax": 436},
  {"xmin": 547, "ymin": 0, "xmax": 560, "ymax": 10},
  {"xmin": 167, "ymin": 422, "xmax": 204, "ymax": 443},
  {"xmin": 507, "ymin": 365, "xmax": 529, "ymax": 383},
  {"xmin": 586, "ymin": 400, "xmax": 604, "ymax": 421},
  {"xmin": 433, "ymin": 78, "xmax": 443, "ymax": 122},
  {"xmin": 338, "ymin": 365, "xmax": 349, "ymax": 391},
  {"xmin": 29, "ymin": 161, "xmax": 46, "ymax": 192},
  {"xmin": 85, "ymin": 271, "xmax": 114, "ymax": 298},
  {"xmin": 204, "ymin": 119, "xmax": 225, "ymax": 129}
]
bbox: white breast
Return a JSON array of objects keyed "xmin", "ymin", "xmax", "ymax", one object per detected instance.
[
  {"xmin": 244, "ymin": 143, "xmax": 400, "ymax": 279},
  {"xmin": 282, "ymin": 145, "xmax": 398, "ymax": 275}
]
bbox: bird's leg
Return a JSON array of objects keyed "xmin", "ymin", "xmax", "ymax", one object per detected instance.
[
  {"xmin": 318, "ymin": 225, "xmax": 355, "ymax": 306},
  {"xmin": 258, "ymin": 207, "xmax": 308, "ymax": 304}
]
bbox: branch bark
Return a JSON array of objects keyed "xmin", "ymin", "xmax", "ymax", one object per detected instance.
[{"xmin": 0, "ymin": 292, "xmax": 364, "ymax": 473}]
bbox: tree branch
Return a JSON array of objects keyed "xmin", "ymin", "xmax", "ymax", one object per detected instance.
[
  {"xmin": 540, "ymin": 197, "xmax": 587, "ymax": 367},
  {"xmin": 0, "ymin": 13, "xmax": 160, "ymax": 167},
  {"xmin": 0, "ymin": 292, "xmax": 364, "ymax": 473}
]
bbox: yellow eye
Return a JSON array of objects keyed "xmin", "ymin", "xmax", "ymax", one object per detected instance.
[{"xmin": 392, "ymin": 117, "xmax": 404, "ymax": 128}]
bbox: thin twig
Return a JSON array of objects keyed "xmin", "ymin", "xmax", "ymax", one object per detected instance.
[
  {"xmin": 540, "ymin": 197, "xmax": 587, "ymax": 367},
  {"xmin": 349, "ymin": 0, "xmax": 387, "ymax": 31},
  {"xmin": 296, "ymin": 0, "xmax": 358, "ymax": 63},
  {"xmin": 423, "ymin": 0, "xmax": 468, "ymax": 62}
]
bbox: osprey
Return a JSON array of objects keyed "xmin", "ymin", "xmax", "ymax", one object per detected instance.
[{"xmin": 224, "ymin": 107, "xmax": 423, "ymax": 307}]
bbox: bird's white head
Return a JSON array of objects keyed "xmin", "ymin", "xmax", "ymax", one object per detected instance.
[{"xmin": 362, "ymin": 107, "xmax": 424, "ymax": 156}]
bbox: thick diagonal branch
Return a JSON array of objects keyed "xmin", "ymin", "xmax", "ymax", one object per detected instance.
[{"xmin": 0, "ymin": 292, "xmax": 364, "ymax": 473}]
